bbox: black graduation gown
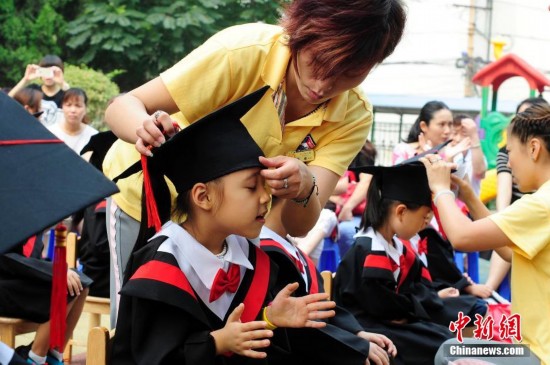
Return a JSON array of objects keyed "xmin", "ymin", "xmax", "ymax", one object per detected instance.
[
  {"xmin": 112, "ymin": 235, "xmax": 290, "ymax": 365},
  {"xmin": 334, "ymin": 236, "xmax": 452, "ymax": 365},
  {"xmin": 0, "ymin": 234, "xmax": 92, "ymax": 323},
  {"xmin": 78, "ymin": 199, "xmax": 109, "ymax": 298},
  {"xmin": 415, "ymin": 228, "xmax": 487, "ymax": 322},
  {"xmin": 260, "ymin": 238, "xmax": 371, "ymax": 365}
]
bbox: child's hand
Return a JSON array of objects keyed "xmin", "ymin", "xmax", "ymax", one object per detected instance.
[
  {"xmin": 267, "ymin": 282, "xmax": 336, "ymax": 329},
  {"xmin": 67, "ymin": 269, "xmax": 83, "ymax": 296},
  {"xmin": 211, "ymin": 303, "xmax": 272, "ymax": 359},
  {"xmin": 438, "ymin": 287, "xmax": 459, "ymax": 298},
  {"xmin": 357, "ymin": 331, "xmax": 397, "ymax": 358},
  {"xmin": 465, "ymin": 283, "xmax": 493, "ymax": 299}
]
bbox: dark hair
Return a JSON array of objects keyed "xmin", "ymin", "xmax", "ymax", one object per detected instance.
[
  {"xmin": 13, "ymin": 87, "xmax": 42, "ymax": 113},
  {"xmin": 509, "ymin": 103, "xmax": 550, "ymax": 152},
  {"xmin": 280, "ymin": 0, "xmax": 407, "ymax": 79},
  {"xmin": 515, "ymin": 97, "xmax": 549, "ymax": 114},
  {"xmin": 63, "ymin": 87, "xmax": 88, "ymax": 105},
  {"xmin": 39, "ymin": 54, "xmax": 64, "ymax": 72},
  {"xmin": 406, "ymin": 100, "xmax": 450, "ymax": 143},
  {"xmin": 349, "ymin": 140, "xmax": 377, "ymax": 168},
  {"xmin": 359, "ymin": 175, "xmax": 421, "ymax": 231},
  {"xmin": 453, "ymin": 113, "xmax": 473, "ymax": 127}
]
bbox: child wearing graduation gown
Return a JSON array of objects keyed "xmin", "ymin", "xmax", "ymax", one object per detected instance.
[
  {"xmin": 260, "ymin": 197, "xmax": 397, "ymax": 365},
  {"xmin": 110, "ymin": 87, "xmax": 336, "ymax": 365},
  {"xmin": 0, "ymin": 233, "xmax": 92, "ymax": 365},
  {"xmin": 333, "ymin": 162, "xmax": 453, "ymax": 365}
]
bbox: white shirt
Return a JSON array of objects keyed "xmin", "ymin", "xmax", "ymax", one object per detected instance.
[
  {"xmin": 153, "ymin": 221, "xmax": 254, "ymax": 319},
  {"xmin": 47, "ymin": 122, "xmax": 98, "ymax": 154}
]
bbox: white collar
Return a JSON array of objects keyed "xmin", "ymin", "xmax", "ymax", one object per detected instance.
[
  {"xmin": 356, "ymin": 227, "xmax": 403, "ymax": 278},
  {"xmin": 260, "ymin": 227, "xmax": 301, "ymax": 260},
  {"xmin": 156, "ymin": 221, "xmax": 253, "ymax": 289}
]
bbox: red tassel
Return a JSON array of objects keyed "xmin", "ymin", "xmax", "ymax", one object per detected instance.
[
  {"xmin": 49, "ymin": 223, "xmax": 67, "ymax": 351},
  {"xmin": 141, "ymin": 154, "xmax": 162, "ymax": 232}
]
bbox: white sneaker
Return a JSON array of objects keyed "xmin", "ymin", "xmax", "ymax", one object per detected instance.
[{"xmin": 316, "ymin": 209, "xmax": 338, "ymax": 237}]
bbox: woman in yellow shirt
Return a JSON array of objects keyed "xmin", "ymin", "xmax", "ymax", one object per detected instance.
[
  {"xmin": 103, "ymin": 0, "xmax": 408, "ymax": 326},
  {"xmin": 423, "ymin": 103, "xmax": 550, "ymax": 365}
]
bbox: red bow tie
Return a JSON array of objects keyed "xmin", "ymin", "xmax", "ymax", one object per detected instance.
[
  {"xmin": 417, "ymin": 237, "xmax": 428, "ymax": 255},
  {"xmin": 390, "ymin": 255, "xmax": 405, "ymax": 273},
  {"xmin": 209, "ymin": 264, "xmax": 240, "ymax": 303}
]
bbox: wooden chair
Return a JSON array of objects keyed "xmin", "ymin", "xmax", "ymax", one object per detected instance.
[
  {"xmin": 0, "ymin": 317, "xmax": 39, "ymax": 348},
  {"xmin": 65, "ymin": 233, "xmax": 111, "ymax": 360},
  {"xmin": 321, "ymin": 270, "xmax": 334, "ymax": 299},
  {"xmin": 86, "ymin": 327, "xmax": 115, "ymax": 365}
]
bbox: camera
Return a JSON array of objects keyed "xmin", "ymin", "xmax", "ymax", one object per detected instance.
[{"xmin": 36, "ymin": 67, "xmax": 54, "ymax": 78}]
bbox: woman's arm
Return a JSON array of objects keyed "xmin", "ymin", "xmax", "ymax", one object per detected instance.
[
  {"xmin": 338, "ymin": 173, "xmax": 371, "ymax": 221},
  {"xmin": 105, "ymin": 77, "xmax": 179, "ymax": 145},
  {"xmin": 421, "ymin": 156, "xmax": 514, "ymax": 253}
]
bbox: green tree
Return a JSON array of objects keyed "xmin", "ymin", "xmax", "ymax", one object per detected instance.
[
  {"xmin": 66, "ymin": 0, "xmax": 286, "ymax": 91},
  {"xmin": 0, "ymin": 0, "xmax": 82, "ymax": 88}
]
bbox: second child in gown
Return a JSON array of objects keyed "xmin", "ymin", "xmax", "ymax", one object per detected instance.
[{"xmin": 334, "ymin": 162, "xmax": 453, "ymax": 365}]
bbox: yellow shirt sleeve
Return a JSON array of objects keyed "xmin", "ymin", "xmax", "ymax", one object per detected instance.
[{"xmin": 489, "ymin": 184, "xmax": 550, "ymax": 259}]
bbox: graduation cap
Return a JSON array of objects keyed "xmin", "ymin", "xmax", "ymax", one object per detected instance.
[
  {"xmin": 396, "ymin": 139, "xmax": 452, "ymax": 165},
  {"xmin": 0, "ymin": 92, "xmax": 119, "ymax": 253},
  {"xmin": 350, "ymin": 162, "xmax": 432, "ymax": 207},
  {"xmin": 115, "ymin": 86, "xmax": 268, "ymax": 232}
]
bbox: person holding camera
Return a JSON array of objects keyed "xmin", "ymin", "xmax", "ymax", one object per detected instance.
[{"xmin": 8, "ymin": 55, "xmax": 70, "ymax": 126}]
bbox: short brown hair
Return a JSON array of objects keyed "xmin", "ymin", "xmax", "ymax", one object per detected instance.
[{"xmin": 280, "ymin": 0, "xmax": 407, "ymax": 79}]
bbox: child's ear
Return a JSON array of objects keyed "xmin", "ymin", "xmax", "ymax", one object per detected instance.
[
  {"xmin": 190, "ymin": 183, "xmax": 213, "ymax": 211},
  {"xmin": 395, "ymin": 204, "xmax": 407, "ymax": 220}
]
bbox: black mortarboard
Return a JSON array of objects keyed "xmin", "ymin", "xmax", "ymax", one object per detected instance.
[
  {"xmin": 350, "ymin": 163, "xmax": 431, "ymax": 206},
  {"xmin": 80, "ymin": 130, "xmax": 118, "ymax": 172},
  {"xmin": 115, "ymin": 86, "xmax": 268, "ymax": 231},
  {"xmin": 396, "ymin": 139, "xmax": 452, "ymax": 165},
  {"xmin": 0, "ymin": 92, "xmax": 119, "ymax": 253}
]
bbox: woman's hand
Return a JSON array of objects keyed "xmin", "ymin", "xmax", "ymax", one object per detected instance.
[
  {"xmin": 417, "ymin": 132, "xmax": 433, "ymax": 153},
  {"xmin": 419, "ymin": 154, "xmax": 456, "ymax": 193},
  {"xmin": 259, "ymin": 156, "xmax": 312, "ymax": 200},
  {"xmin": 357, "ymin": 331, "xmax": 397, "ymax": 359},
  {"xmin": 67, "ymin": 269, "xmax": 83, "ymax": 296},
  {"xmin": 267, "ymin": 282, "xmax": 335, "ymax": 328},
  {"xmin": 24, "ymin": 64, "xmax": 41, "ymax": 82},
  {"xmin": 464, "ymin": 283, "xmax": 493, "ymax": 299},
  {"xmin": 444, "ymin": 137, "xmax": 471, "ymax": 161},
  {"xmin": 338, "ymin": 205, "xmax": 354, "ymax": 221},
  {"xmin": 211, "ymin": 303, "xmax": 272, "ymax": 358},
  {"xmin": 438, "ymin": 287, "xmax": 459, "ymax": 298},
  {"xmin": 135, "ymin": 110, "xmax": 180, "ymax": 156}
]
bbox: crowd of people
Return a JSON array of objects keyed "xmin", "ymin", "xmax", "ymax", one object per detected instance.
[{"xmin": 1, "ymin": 0, "xmax": 549, "ymax": 364}]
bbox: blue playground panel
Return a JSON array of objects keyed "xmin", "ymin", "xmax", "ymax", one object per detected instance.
[{"xmin": 318, "ymin": 237, "xmax": 341, "ymax": 272}]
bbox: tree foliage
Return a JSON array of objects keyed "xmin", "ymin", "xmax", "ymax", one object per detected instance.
[
  {"xmin": 66, "ymin": 0, "xmax": 287, "ymax": 91},
  {"xmin": 0, "ymin": 0, "xmax": 82, "ymax": 87}
]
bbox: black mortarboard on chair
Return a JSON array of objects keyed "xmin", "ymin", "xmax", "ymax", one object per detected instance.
[
  {"xmin": 114, "ymin": 86, "xmax": 269, "ymax": 240},
  {"xmin": 0, "ymin": 92, "xmax": 119, "ymax": 351}
]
